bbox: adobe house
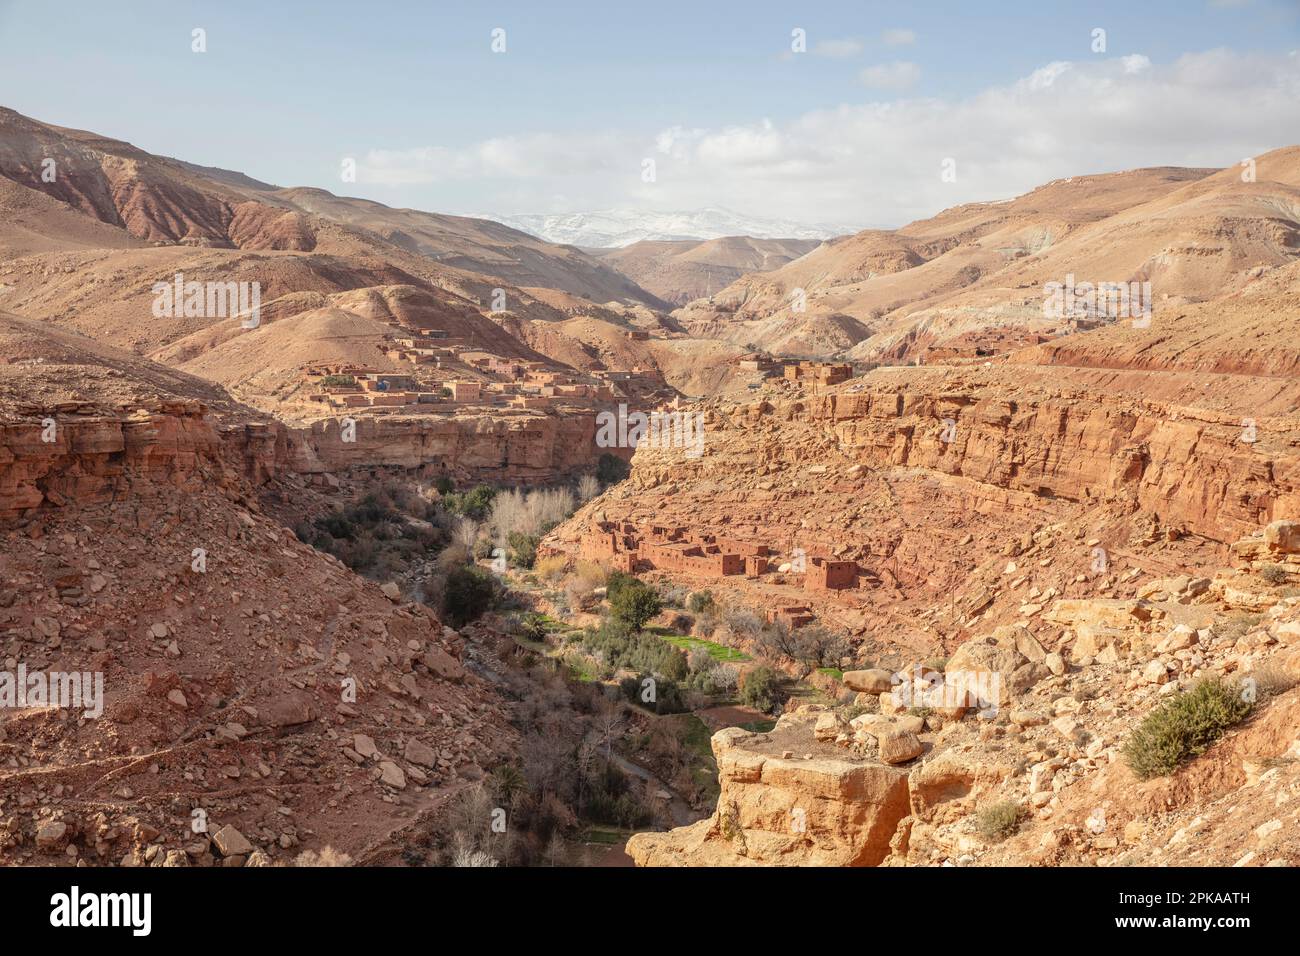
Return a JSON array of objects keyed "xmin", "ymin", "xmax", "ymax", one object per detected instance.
[
  {"xmin": 450, "ymin": 381, "xmax": 483, "ymax": 402},
  {"xmin": 744, "ymin": 555, "xmax": 769, "ymax": 577},
  {"xmin": 806, "ymin": 556, "xmax": 858, "ymax": 590}
]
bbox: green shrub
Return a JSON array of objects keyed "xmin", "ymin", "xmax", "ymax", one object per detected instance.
[
  {"xmin": 518, "ymin": 612, "xmax": 550, "ymax": 643},
  {"xmin": 433, "ymin": 476, "xmax": 455, "ymax": 495},
  {"xmin": 619, "ymin": 673, "xmax": 687, "ymax": 715},
  {"xmin": 443, "ymin": 485, "xmax": 497, "ymax": 521},
  {"xmin": 609, "ymin": 580, "xmax": 663, "ymax": 631},
  {"xmin": 686, "ymin": 590, "xmax": 715, "ymax": 614},
  {"xmin": 508, "ymin": 531, "xmax": 541, "ymax": 569},
  {"xmin": 596, "ymin": 453, "xmax": 630, "ymax": 486},
  {"xmin": 976, "ymin": 800, "xmax": 1023, "ymax": 841},
  {"xmin": 579, "ymin": 619, "xmax": 686, "ymax": 681},
  {"xmin": 604, "ymin": 570, "xmax": 634, "ymax": 603},
  {"xmin": 1122, "ymin": 678, "xmax": 1253, "ymax": 780},
  {"xmin": 442, "ymin": 565, "xmax": 498, "ymax": 627},
  {"xmin": 739, "ymin": 666, "xmax": 781, "ymax": 712},
  {"xmin": 320, "ymin": 374, "xmax": 356, "ymax": 387}
]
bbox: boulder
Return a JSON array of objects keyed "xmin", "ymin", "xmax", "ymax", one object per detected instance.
[
  {"xmin": 877, "ymin": 730, "xmax": 924, "ymax": 764},
  {"xmin": 842, "ymin": 668, "xmax": 895, "ymax": 694}
]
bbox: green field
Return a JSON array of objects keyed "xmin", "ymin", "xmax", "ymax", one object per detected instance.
[{"xmin": 650, "ymin": 629, "xmax": 750, "ymax": 663}]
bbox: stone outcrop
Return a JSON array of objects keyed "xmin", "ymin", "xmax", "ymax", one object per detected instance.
[{"xmin": 626, "ymin": 715, "xmax": 910, "ymax": 867}]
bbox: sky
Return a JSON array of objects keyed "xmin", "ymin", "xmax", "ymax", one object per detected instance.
[{"xmin": 1, "ymin": 0, "xmax": 1298, "ymax": 229}]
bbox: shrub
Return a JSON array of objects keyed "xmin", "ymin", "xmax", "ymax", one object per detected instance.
[
  {"xmin": 596, "ymin": 453, "xmax": 630, "ymax": 485},
  {"xmin": 609, "ymin": 580, "xmax": 664, "ymax": 631},
  {"xmin": 319, "ymin": 374, "xmax": 356, "ymax": 388},
  {"xmin": 573, "ymin": 560, "xmax": 606, "ymax": 589},
  {"xmin": 1122, "ymin": 678, "xmax": 1254, "ymax": 780},
  {"xmin": 576, "ymin": 473, "xmax": 601, "ymax": 501},
  {"xmin": 535, "ymin": 555, "xmax": 568, "ymax": 582},
  {"xmin": 442, "ymin": 565, "xmax": 498, "ymax": 627},
  {"xmin": 579, "ymin": 619, "xmax": 686, "ymax": 682},
  {"xmin": 508, "ymin": 531, "xmax": 541, "ymax": 569},
  {"xmin": 433, "ymin": 476, "xmax": 456, "ymax": 496},
  {"xmin": 604, "ymin": 570, "xmax": 634, "ymax": 603},
  {"xmin": 686, "ymin": 590, "xmax": 715, "ymax": 614},
  {"xmin": 975, "ymin": 800, "xmax": 1023, "ymax": 842},
  {"xmin": 620, "ymin": 673, "xmax": 687, "ymax": 715},
  {"xmin": 739, "ymin": 666, "xmax": 781, "ymax": 712},
  {"xmin": 443, "ymin": 485, "xmax": 498, "ymax": 521},
  {"xmin": 518, "ymin": 612, "xmax": 551, "ymax": 643},
  {"xmin": 1247, "ymin": 663, "xmax": 1298, "ymax": 700},
  {"xmin": 1260, "ymin": 564, "xmax": 1290, "ymax": 585}
]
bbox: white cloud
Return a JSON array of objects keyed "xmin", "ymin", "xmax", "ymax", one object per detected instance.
[
  {"xmin": 814, "ymin": 38, "xmax": 863, "ymax": 58},
  {"xmin": 860, "ymin": 61, "xmax": 921, "ymax": 89},
  {"xmin": 882, "ymin": 28, "xmax": 917, "ymax": 46},
  {"xmin": 363, "ymin": 51, "xmax": 1300, "ymax": 230}
]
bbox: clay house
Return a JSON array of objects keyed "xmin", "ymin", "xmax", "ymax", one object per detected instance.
[
  {"xmin": 624, "ymin": 328, "xmax": 650, "ymax": 340},
  {"xmin": 806, "ymin": 556, "xmax": 858, "ymax": 591},
  {"xmin": 450, "ymin": 381, "xmax": 483, "ymax": 402}
]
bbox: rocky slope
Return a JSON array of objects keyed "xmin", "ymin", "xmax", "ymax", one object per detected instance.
[
  {"xmin": 627, "ymin": 521, "xmax": 1300, "ymax": 867},
  {"xmin": 0, "ymin": 323, "xmax": 518, "ymax": 865}
]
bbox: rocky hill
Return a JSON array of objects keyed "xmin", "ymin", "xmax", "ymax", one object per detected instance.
[{"xmin": 675, "ymin": 152, "xmax": 1300, "ymax": 361}]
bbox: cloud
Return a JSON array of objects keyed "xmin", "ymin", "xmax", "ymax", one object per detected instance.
[
  {"xmin": 363, "ymin": 50, "xmax": 1300, "ymax": 230},
  {"xmin": 882, "ymin": 28, "xmax": 917, "ymax": 46},
  {"xmin": 860, "ymin": 61, "xmax": 921, "ymax": 89},
  {"xmin": 813, "ymin": 38, "xmax": 863, "ymax": 58}
]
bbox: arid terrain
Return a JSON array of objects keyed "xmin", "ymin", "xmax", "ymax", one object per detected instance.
[{"xmin": 2, "ymin": 100, "xmax": 1298, "ymax": 872}]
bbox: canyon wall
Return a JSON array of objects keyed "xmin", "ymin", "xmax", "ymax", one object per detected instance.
[{"xmin": 0, "ymin": 403, "xmax": 605, "ymax": 521}]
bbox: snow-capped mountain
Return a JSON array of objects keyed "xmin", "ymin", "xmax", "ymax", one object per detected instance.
[{"xmin": 482, "ymin": 207, "xmax": 853, "ymax": 248}]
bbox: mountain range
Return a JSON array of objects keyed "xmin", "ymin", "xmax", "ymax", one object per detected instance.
[{"xmin": 483, "ymin": 207, "xmax": 853, "ymax": 248}]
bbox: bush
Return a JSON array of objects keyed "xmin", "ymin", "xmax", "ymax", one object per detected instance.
[
  {"xmin": 579, "ymin": 619, "xmax": 687, "ymax": 682},
  {"xmin": 320, "ymin": 374, "xmax": 356, "ymax": 388},
  {"xmin": 508, "ymin": 531, "xmax": 541, "ymax": 569},
  {"xmin": 686, "ymin": 590, "xmax": 715, "ymax": 614},
  {"xmin": 518, "ymin": 612, "xmax": 551, "ymax": 643},
  {"xmin": 976, "ymin": 800, "xmax": 1023, "ymax": 842},
  {"xmin": 739, "ymin": 666, "xmax": 781, "ymax": 712},
  {"xmin": 1260, "ymin": 564, "xmax": 1290, "ymax": 585},
  {"xmin": 443, "ymin": 485, "xmax": 498, "ymax": 521},
  {"xmin": 620, "ymin": 673, "xmax": 687, "ymax": 715},
  {"xmin": 596, "ymin": 453, "xmax": 630, "ymax": 486},
  {"xmin": 442, "ymin": 565, "xmax": 498, "ymax": 627},
  {"xmin": 433, "ymin": 476, "xmax": 456, "ymax": 496},
  {"xmin": 1122, "ymin": 678, "xmax": 1254, "ymax": 780},
  {"xmin": 604, "ymin": 570, "xmax": 634, "ymax": 603},
  {"xmin": 609, "ymin": 580, "xmax": 664, "ymax": 631},
  {"xmin": 535, "ymin": 555, "xmax": 568, "ymax": 582}
]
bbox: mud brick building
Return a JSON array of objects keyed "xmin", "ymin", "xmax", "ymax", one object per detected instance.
[{"xmin": 806, "ymin": 556, "xmax": 859, "ymax": 591}]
